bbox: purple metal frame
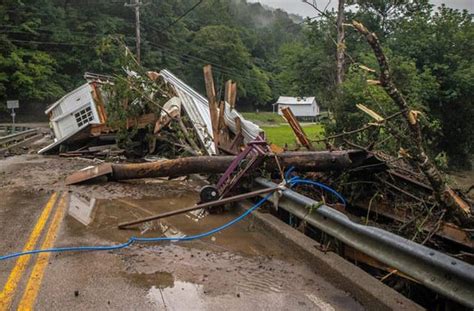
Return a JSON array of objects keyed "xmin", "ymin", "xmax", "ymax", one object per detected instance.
[{"xmin": 216, "ymin": 136, "xmax": 269, "ymax": 198}]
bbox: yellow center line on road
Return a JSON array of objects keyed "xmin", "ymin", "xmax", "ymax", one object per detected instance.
[
  {"xmin": 0, "ymin": 192, "xmax": 59, "ymax": 311},
  {"xmin": 18, "ymin": 193, "xmax": 68, "ymax": 310}
]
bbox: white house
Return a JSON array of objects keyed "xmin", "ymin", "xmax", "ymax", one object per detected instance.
[
  {"xmin": 274, "ymin": 96, "xmax": 320, "ymax": 120},
  {"xmin": 38, "ymin": 83, "xmax": 102, "ymax": 154}
]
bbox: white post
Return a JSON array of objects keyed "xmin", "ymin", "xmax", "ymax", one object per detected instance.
[{"xmin": 11, "ymin": 108, "xmax": 15, "ymax": 133}]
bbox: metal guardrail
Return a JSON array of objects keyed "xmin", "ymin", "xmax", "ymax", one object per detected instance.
[
  {"xmin": 0, "ymin": 128, "xmax": 38, "ymax": 148},
  {"xmin": 255, "ymin": 178, "xmax": 474, "ymax": 308},
  {"xmin": 0, "ymin": 125, "xmax": 32, "ymax": 133}
]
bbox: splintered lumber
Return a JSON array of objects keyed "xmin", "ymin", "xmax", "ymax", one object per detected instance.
[
  {"xmin": 225, "ymin": 80, "xmax": 237, "ymax": 110},
  {"xmin": 203, "ymin": 65, "xmax": 220, "ymax": 153},
  {"xmin": 65, "ymin": 150, "xmax": 369, "ymax": 184},
  {"xmin": 217, "ymin": 101, "xmax": 231, "ymax": 147},
  {"xmin": 281, "ymin": 107, "xmax": 314, "ymax": 150}
]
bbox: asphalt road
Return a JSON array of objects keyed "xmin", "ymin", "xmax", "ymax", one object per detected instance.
[{"xmin": 0, "ymin": 153, "xmax": 364, "ymax": 310}]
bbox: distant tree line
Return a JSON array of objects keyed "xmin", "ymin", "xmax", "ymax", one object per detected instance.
[{"xmin": 0, "ymin": 0, "xmax": 472, "ymax": 167}]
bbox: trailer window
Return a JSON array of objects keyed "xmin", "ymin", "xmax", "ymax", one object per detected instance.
[{"xmin": 74, "ymin": 106, "xmax": 94, "ymax": 127}]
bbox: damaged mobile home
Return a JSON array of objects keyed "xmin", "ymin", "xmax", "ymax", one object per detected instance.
[{"xmin": 39, "ymin": 68, "xmax": 262, "ymax": 156}]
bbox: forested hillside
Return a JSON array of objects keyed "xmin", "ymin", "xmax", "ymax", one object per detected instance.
[
  {"xmin": 0, "ymin": 0, "xmax": 473, "ymax": 167},
  {"xmin": 0, "ymin": 0, "xmax": 302, "ymax": 108}
]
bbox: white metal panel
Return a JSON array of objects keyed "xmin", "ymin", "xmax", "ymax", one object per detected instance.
[
  {"xmin": 160, "ymin": 70, "xmax": 216, "ymax": 155},
  {"xmin": 160, "ymin": 70, "xmax": 263, "ymax": 155},
  {"xmin": 57, "ymin": 114, "xmax": 79, "ymax": 139}
]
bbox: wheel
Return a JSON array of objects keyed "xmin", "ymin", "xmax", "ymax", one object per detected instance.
[{"xmin": 200, "ymin": 185, "xmax": 219, "ymax": 203}]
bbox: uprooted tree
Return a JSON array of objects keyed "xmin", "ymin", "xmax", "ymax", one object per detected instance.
[{"xmin": 352, "ymin": 21, "xmax": 472, "ymax": 225}]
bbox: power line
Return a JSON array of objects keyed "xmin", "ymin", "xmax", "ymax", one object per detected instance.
[
  {"xmin": 152, "ymin": 50, "xmax": 264, "ymax": 87},
  {"xmin": 161, "ymin": 0, "xmax": 204, "ymax": 33},
  {"xmin": 146, "ymin": 42, "xmax": 267, "ymax": 84},
  {"xmin": 7, "ymin": 39, "xmax": 89, "ymax": 47},
  {"xmin": 3, "ymin": 32, "xmax": 263, "ymax": 84},
  {"xmin": 147, "ymin": 42, "xmax": 259, "ymax": 79}
]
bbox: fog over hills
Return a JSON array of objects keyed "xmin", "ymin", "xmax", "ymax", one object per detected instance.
[{"xmin": 248, "ymin": 0, "xmax": 473, "ymax": 17}]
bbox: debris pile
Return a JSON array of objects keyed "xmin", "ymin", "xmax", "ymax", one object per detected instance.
[
  {"xmin": 36, "ymin": 41, "xmax": 472, "ymax": 309},
  {"xmin": 39, "ymin": 65, "xmax": 261, "ymax": 159}
]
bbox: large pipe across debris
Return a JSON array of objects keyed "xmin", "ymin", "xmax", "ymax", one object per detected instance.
[
  {"xmin": 109, "ymin": 150, "xmax": 369, "ymax": 181},
  {"xmin": 118, "ymin": 187, "xmax": 279, "ymax": 229}
]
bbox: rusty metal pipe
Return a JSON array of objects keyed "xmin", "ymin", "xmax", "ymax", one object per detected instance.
[{"xmin": 118, "ymin": 187, "xmax": 279, "ymax": 229}]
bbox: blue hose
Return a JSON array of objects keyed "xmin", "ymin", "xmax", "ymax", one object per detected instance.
[
  {"xmin": 0, "ymin": 173, "xmax": 345, "ymax": 262},
  {"xmin": 0, "ymin": 194, "xmax": 271, "ymax": 261},
  {"xmin": 288, "ymin": 177, "xmax": 347, "ymax": 206}
]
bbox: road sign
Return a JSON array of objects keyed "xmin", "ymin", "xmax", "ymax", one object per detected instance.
[{"xmin": 7, "ymin": 100, "xmax": 19, "ymax": 109}]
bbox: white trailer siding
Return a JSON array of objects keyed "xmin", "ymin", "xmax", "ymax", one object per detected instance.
[{"xmin": 46, "ymin": 83, "xmax": 100, "ymax": 140}]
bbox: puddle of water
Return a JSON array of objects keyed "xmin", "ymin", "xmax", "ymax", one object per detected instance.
[
  {"xmin": 65, "ymin": 183, "xmax": 292, "ymax": 258},
  {"xmin": 126, "ymin": 271, "xmax": 174, "ymax": 289},
  {"xmin": 147, "ymin": 281, "xmax": 206, "ymax": 311}
]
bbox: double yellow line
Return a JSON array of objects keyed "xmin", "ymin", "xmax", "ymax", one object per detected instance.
[{"xmin": 0, "ymin": 192, "xmax": 68, "ymax": 310}]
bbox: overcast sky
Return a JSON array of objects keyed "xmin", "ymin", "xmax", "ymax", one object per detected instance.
[{"xmin": 248, "ymin": 0, "xmax": 474, "ymax": 17}]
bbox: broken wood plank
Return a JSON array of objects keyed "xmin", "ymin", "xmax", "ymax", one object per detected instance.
[
  {"xmin": 65, "ymin": 163, "xmax": 113, "ymax": 185},
  {"xmin": 224, "ymin": 80, "xmax": 237, "ymax": 110},
  {"xmin": 344, "ymin": 246, "xmax": 419, "ymax": 283},
  {"xmin": 127, "ymin": 113, "xmax": 157, "ymax": 129},
  {"xmin": 177, "ymin": 118, "xmax": 202, "ymax": 154},
  {"xmin": 88, "ymin": 144, "xmax": 118, "ymax": 152},
  {"xmin": 203, "ymin": 65, "xmax": 220, "ymax": 154},
  {"xmin": 355, "ymin": 198, "xmax": 473, "ymax": 249},
  {"xmin": 220, "ymin": 116, "xmax": 243, "ymax": 154},
  {"xmin": 217, "ymin": 101, "xmax": 230, "ymax": 147},
  {"xmin": 281, "ymin": 107, "xmax": 314, "ymax": 151}
]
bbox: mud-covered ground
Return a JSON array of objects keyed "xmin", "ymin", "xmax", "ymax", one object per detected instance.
[{"xmin": 0, "ymin": 131, "xmax": 366, "ymax": 310}]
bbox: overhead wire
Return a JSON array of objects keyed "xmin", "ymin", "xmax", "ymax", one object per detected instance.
[
  {"xmin": 145, "ymin": 42, "xmax": 265, "ymax": 83},
  {"xmin": 160, "ymin": 0, "xmax": 204, "ymax": 33},
  {"xmin": 6, "ymin": 39, "xmax": 89, "ymax": 47}
]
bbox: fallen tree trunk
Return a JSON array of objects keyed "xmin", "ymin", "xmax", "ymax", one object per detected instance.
[{"xmin": 66, "ymin": 150, "xmax": 370, "ymax": 185}]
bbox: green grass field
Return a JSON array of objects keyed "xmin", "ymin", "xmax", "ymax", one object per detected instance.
[
  {"xmin": 241, "ymin": 112, "xmax": 325, "ymax": 149},
  {"xmin": 241, "ymin": 112, "xmax": 285, "ymax": 125},
  {"xmin": 262, "ymin": 124, "xmax": 325, "ymax": 149}
]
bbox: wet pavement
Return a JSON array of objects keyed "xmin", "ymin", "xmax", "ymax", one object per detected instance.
[{"xmin": 0, "ymin": 154, "xmax": 365, "ymax": 310}]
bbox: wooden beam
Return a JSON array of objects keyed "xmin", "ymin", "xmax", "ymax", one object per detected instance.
[
  {"xmin": 203, "ymin": 65, "xmax": 220, "ymax": 154},
  {"xmin": 280, "ymin": 107, "xmax": 314, "ymax": 150},
  {"xmin": 230, "ymin": 82, "xmax": 237, "ymax": 110}
]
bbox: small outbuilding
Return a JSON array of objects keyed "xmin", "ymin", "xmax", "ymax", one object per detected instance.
[
  {"xmin": 274, "ymin": 96, "xmax": 320, "ymax": 121},
  {"xmin": 39, "ymin": 83, "xmax": 105, "ymax": 154}
]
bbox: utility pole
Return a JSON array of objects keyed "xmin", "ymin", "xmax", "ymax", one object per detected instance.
[{"xmin": 125, "ymin": 0, "xmax": 143, "ymax": 64}]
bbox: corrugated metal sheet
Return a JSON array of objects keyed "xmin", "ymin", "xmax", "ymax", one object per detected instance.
[{"xmin": 160, "ymin": 70, "xmax": 263, "ymax": 155}]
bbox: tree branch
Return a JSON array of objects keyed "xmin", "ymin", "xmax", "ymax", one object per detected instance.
[{"xmin": 352, "ymin": 20, "xmax": 471, "ymax": 223}]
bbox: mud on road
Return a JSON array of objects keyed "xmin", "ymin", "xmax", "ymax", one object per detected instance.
[{"xmin": 1, "ymin": 141, "xmax": 367, "ymax": 310}]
